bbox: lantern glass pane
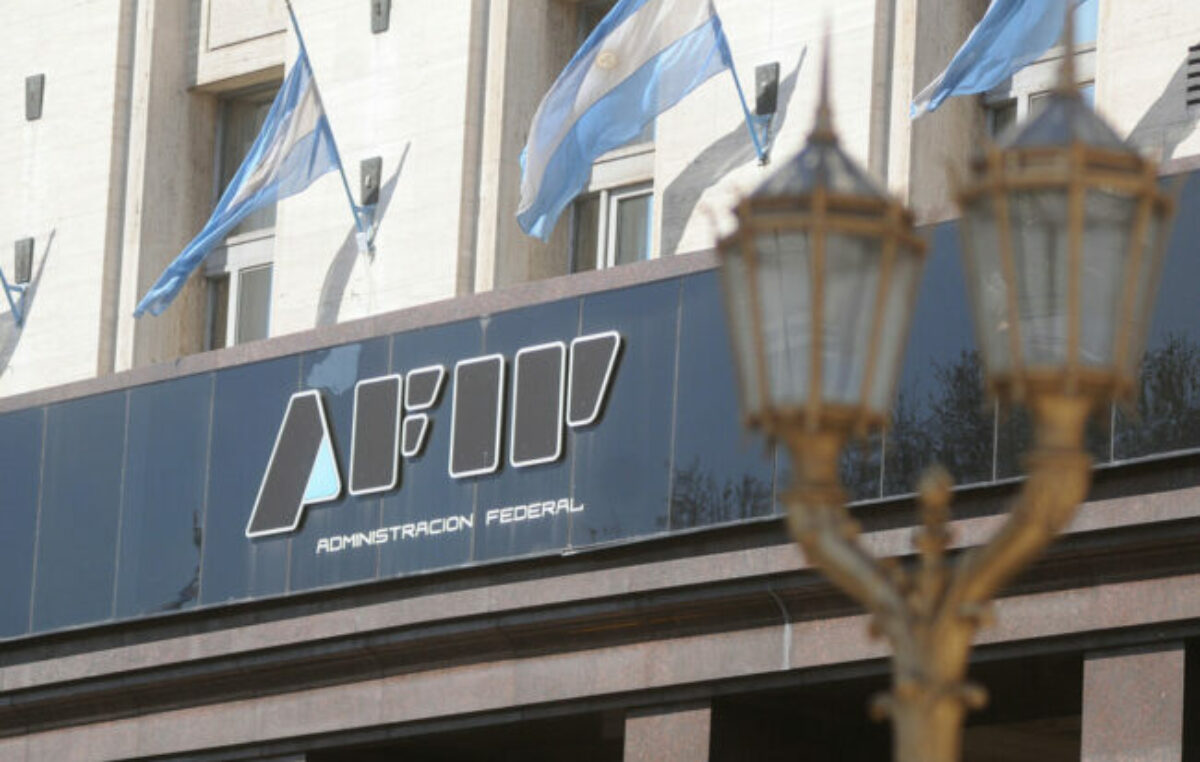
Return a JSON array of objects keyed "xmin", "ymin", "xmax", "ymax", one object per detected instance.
[
  {"xmin": 1010, "ymin": 190, "xmax": 1069, "ymax": 366},
  {"xmin": 822, "ymin": 234, "xmax": 881, "ymax": 405},
  {"xmin": 756, "ymin": 229, "xmax": 813, "ymax": 408},
  {"xmin": 869, "ymin": 250, "xmax": 920, "ymax": 413},
  {"xmin": 1080, "ymin": 188, "xmax": 1137, "ymax": 367},
  {"xmin": 719, "ymin": 246, "xmax": 763, "ymax": 414},
  {"xmin": 962, "ymin": 195, "xmax": 1013, "ymax": 376},
  {"xmin": 1126, "ymin": 212, "xmax": 1169, "ymax": 376}
]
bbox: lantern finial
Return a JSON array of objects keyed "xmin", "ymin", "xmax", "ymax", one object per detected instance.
[
  {"xmin": 811, "ymin": 19, "xmax": 836, "ymax": 143},
  {"xmin": 1056, "ymin": 3, "xmax": 1079, "ymax": 98}
]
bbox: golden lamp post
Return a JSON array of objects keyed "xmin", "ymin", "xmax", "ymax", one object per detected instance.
[{"xmin": 715, "ymin": 35, "xmax": 1177, "ymax": 762}]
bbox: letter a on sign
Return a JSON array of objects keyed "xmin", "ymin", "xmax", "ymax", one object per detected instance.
[{"xmin": 246, "ymin": 390, "xmax": 342, "ymax": 537}]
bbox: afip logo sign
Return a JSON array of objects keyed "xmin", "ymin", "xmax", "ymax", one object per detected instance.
[{"xmin": 245, "ymin": 331, "xmax": 621, "ymax": 538}]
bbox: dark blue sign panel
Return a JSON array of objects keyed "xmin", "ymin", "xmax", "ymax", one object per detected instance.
[
  {"xmin": 0, "ymin": 275, "xmax": 771, "ymax": 639},
  {"xmin": 2, "ymin": 171, "xmax": 1199, "ymax": 640}
]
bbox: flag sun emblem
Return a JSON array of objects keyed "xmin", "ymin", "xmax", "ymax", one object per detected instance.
[{"xmin": 595, "ymin": 50, "xmax": 618, "ymax": 70}]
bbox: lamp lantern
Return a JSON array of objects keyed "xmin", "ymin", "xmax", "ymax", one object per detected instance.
[
  {"xmin": 717, "ymin": 54, "xmax": 926, "ymax": 448},
  {"xmin": 956, "ymin": 62, "xmax": 1175, "ymax": 410}
]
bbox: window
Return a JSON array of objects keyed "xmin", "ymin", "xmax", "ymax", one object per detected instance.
[
  {"xmin": 205, "ymin": 261, "xmax": 273, "ymax": 350},
  {"xmin": 577, "ymin": 0, "xmax": 610, "ymax": 37},
  {"xmin": 571, "ymin": 182, "xmax": 654, "ymax": 272},
  {"xmin": 204, "ymin": 84, "xmax": 278, "ymax": 349},
  {"xmin": 983, "ymin": 0, "xmax": 1098, "ymax": 139},
  {"xmin": 568, "ymin": 0, "xmax": 656, "ymax": 271}
]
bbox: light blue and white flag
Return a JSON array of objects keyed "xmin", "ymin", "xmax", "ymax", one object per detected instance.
[
  {"xmin": 517, "ymin": 0, "xmax": 733, "ymax": 241},
  {"xmin": 911, "ymin": 0, "xmax": 1086, "ymax": 118},
  {"xmin": 135, "ymin": 48, "xmax": 339, "ymax": 317}
]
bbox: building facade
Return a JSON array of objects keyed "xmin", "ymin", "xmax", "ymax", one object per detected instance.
[{"xmin": 1, "ymin": 0, "xmax": 1200, "ymax": 759}]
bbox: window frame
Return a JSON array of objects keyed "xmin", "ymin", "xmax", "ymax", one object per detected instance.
[
  {"xmin": 604, "ymin": 182, "xmax": 654, "ymax": 268},
  {"xmin": 204, "ymin": 236, "xmax": 274, "ymax": 350},
  {"xmin": 570, "ymin": 180, "xmax": 655, "ymax": 273},
  {"xmin": 982, "ymin": 44, "xmax": 1097, "ymax": 131}
]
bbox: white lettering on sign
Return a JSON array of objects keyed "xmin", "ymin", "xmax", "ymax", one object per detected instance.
[
  {"xmin": 484, "ymin": 497, "xmax": 585, "ymax": 526},
  {"xmin": 314, "ymin": 513, "xmax": 474, "ymax": 554}
]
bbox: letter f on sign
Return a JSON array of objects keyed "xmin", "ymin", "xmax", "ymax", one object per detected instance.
[{"xmin": 246, "ymin": 390, "xmax": 342, "ymax": 538}]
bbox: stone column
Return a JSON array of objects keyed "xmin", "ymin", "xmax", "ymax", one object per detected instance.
[
  {"xmin": 1081, "ymin": 644, "xmax": 1186, "ymax": 762},
  {"xmin": 624, "ymin": 702, "xmax": 712, "ymax": 762}
]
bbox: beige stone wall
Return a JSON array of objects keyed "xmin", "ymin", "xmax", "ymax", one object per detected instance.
[
  {"xmin": 475, "ymin": 0, "xmax": 578, "ymax": 292},
  {"xmin": 112, "ymin": 0, "xmax": 219, "ymax": 371},
  {"xmin": 193, "ymin": 0, "xmax": 286, "ymax": 89},
  {"xmin": 263, "ymin": 0, "xmax": 480, "ymax": 335},
  {"xmin": 2, "ymin": 0, "xmax": 1200, "ymax": 398},
  {"xmin": 1097, "ymin": 0, "xmax": 1200, "ymax": 163},
  {"xmin": 658, "ymin": 0, "xmax": 885, "ymax": 256},
  {"xmin": 0, "ymin": 0, "xmax": 133, "ymax": 396},
  {"xmin": 888, "ymin": 0, "xmax": 989, "ymax": 223}
]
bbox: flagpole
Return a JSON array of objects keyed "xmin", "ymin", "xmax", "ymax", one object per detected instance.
[
  {"xmin": 714, "ymin": 20, "xmax": 768, "ymax": 164},
  {"xmin": 283, "ymin": 0, "xmax": 371, "ymax": 245},
  {"xmin": 724, "ymin": 67, "xmax": 763, "ymax": 165},
  {"xmin": 728, "ymin": 65, "xmax": 768, "ymax": 164}
]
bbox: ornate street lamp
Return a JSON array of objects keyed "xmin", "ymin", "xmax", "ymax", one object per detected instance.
[
  {"xmin": 719, "ymin": 56, "xmax": 927, "ymax": 498},
  {"xmin": 716, "ymin": 39, "xmax": 1176, "ymax": 762}
]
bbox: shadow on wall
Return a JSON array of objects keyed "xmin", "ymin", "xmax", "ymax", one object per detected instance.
[
  {"xmin": 315, "ymin": 142, "xmax": 411, "ymax": 327},
  {"xmin": 660, "ymin": 48, "xmax": 807, "ymax": 258},
  {"xmin": 0, "ymin": 230, "xmax": 54, "ymax": 376},
  {"xmin": 1127, "ymin": 56, "xmax": 1200, "ymax": 162}
]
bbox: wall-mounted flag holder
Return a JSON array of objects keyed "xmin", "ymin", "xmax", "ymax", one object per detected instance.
[
  {"xmin": 357, "ymin": 156, "xmax": 382, "ymax": 253},
  {"xmin": 371, "ymin": 0, "xmax": 391, "ymax": 33},
  {"xmin": 25, "ymin": 74, "xmax": 44, "ymax": 121},
  {"xmin": 1, "ymin": 238, "xmax": 33, "ymax": 327},
  {"xmin": 754, "ymin": 62, "xmax": 780, "ymax": 163}
]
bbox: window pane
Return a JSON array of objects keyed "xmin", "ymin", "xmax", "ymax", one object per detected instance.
[
  {"xmin": 987, "ymin": 99, "xmax": 1017, "ymax": 139},
  {"xmin": 207, "ymin": 275, "xmax": 229, "ymax": 351},
  {"xmin": 614, "ymin": 192, "xmax": 652, "ymax": 266},
  {"xmin": 578, "ymin": 1, "xmax": 613, "ymax": 41},
  {"xmin": 1073, "ymin": 0, "xmax": 1098, "ymax": 45},
  {"xmin": 1080, "ymin": 83, "xmax": 1095, "ymax": 107},
  {"xmin": 572, "ymin": 194, "xmax": 600, "ymax": 272},
  {"xmin": 221, "ymin": 92, "xmax": 277, "ymax": 236},
  {"xmin": 1030, "ymin": 91, "xmax": 1053, "ymax": 119},
  {"xmin": 235, "ymin": 264, "xmax": 272, "ymax": 344}
]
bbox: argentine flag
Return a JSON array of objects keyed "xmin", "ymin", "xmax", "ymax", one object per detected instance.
[
  {"xmin": 518, "ymin": 0, "xmax": 732, "ymax": 241},
  {"xmin": 911, "ymin": 0, "xmax": 1087, "ymax": 118},
  {"xmin": 135, "ymin": 48, "xmax": 339, "ymax": 317}
]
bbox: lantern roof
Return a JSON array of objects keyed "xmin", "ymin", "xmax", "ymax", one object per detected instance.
[
  {"xmin": 999, "ymin": 90, "xmax": 1127, "ymax": 152},
  {"xmin": 995, "ymin": 26, "xmax": 1130, "ymax": 154},
  {"xmin": 750, "ymin": 44, "xmax": 887, "ymax": 202}
]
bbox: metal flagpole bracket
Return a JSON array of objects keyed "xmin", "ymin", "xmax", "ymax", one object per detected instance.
[
  {"xmin": 25, "ymin": 75, "xmax": 45, "ymax": 121},
  {"xmin": 358, "ymin": 156, "xmax": 382, "ymax": 254},
  {"xmin": 371, "ymin": 0, "xmax": 391, "ymax": 33},
  {"xmin": 755, "ymin": 62, "xmax": 780, "ymax": 161},
  {"xmin": 354, "ymin": 208, "xmax": 376, "ymax": 255},
  {"xmin": 357, "ymin": 156, "xmax": 381, "ymax": 254},
  {"xmin": 0, "ymin": 238, "xmax": 32, "ymax": 327}
]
